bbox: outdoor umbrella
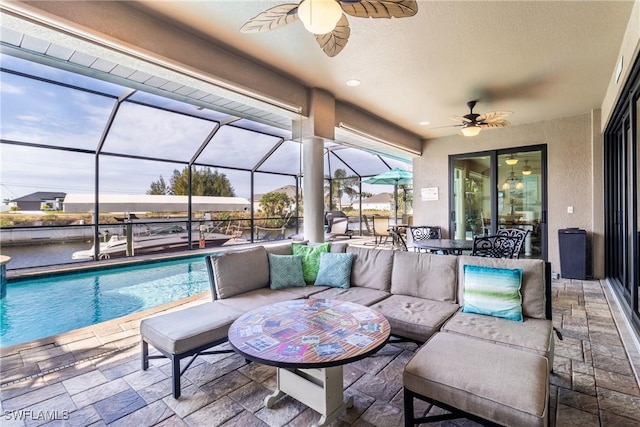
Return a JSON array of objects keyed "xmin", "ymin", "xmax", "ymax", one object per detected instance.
[{"xmin": 362, "ymin": 168, "xmax": 413, "ymax": 222}]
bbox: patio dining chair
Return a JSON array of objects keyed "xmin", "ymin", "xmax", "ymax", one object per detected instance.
[
  {"xmin": 496, "ymin": 228, "xmax": 530, "ymax": 258},
  {"xmin": 471, "ymin": 235, "xmax": 519, "ymax": 258},
  {"xmin": 389, "ymin": 228, "xmax": 408, "ymax": 251},
  {"xmin": 408, "ymin": 226, "xmax": 441, "ymax": 252},
  {"xmin": 372, "ymin": 216, "xmax": 391, "ymax": 245}
]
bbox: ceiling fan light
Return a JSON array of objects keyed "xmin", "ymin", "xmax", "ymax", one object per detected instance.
[
  {"xmin": 505, "ymin": 155, "xmax": 518, "ymax": 165},
  {"xmin": 461, "ymin": 125, "xmax": 481, "ymax": 137},
  {"xmin": 522, "ymin": 160, "xmax": 532, "ymax": 175},
  {"xmin": 297, "ymin": 0, "xmax": 343, "ymax": 34}
]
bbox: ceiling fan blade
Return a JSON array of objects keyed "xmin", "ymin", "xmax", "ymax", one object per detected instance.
[
  {"xmin": 479, "ymin": 120, "xmax": 511, "ymax": 128},
  {"xmin": 315, "ymin": 14, "xmax": 350, "ymax": 57},
  {"xmin": 240, "ymin": 4, "xmax": 299, "ymax": 33},
  {"xmin": 340, "ymin": 0, "xmax": 418, "ymax": 19},
  {"xmin": 450, "ymin": 115, "xmax": 472, "ymax": 123},
  {"xmin": 476, "ymin": 111, "xmax": 512, "ymax": 123},
  {"xmin": 431, "ymin": 123, "xmax": 463, "ymax": 129}
]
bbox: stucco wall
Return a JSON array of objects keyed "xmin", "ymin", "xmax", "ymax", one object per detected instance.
[
  {"xmin": 602, "ymin": 0, "xmax": 640, "ymax": 129},
  {"xmin": 414, "ymin": 113, "xmax": 599, "ymax": 277}
]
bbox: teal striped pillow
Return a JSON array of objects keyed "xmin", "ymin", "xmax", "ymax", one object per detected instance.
[{"xmin": 462, "ymin": 265, "xmax": 524, "ymax": 322}]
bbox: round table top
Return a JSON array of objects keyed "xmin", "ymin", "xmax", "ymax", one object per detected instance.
[
  {"xmin": 0, "ymin": 255, "xmax": 11, "ymax": 265},
  {"xmin": 228, "ymin": 299, "xmax": 390, "ymax": 369}
]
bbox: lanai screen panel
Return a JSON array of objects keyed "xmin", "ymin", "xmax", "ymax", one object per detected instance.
[
  {"xmin": 0, "ymin": 66, "xmax": 116, "ymax": 150},
  {"xmin": 1, "ymin": 144, "xmax": 95, "ymax": 208},
  {"xmin": 254, "ymin": 173, "xmax": 297, "ymax": 200},
  {"xmin": 129, "ymin": 92, "xmax": 236, "ymax": 123},
  {"xmin": 256, "ymin": 140, "xmax": 301, "ymax": 175},
  {"xmin": 101, "ymin": 101, "xmax": 216, "ymax": 161},
  {"xmin": 233, "ymin": 119, "xmax": 292, "ymax": 139},
  {"xmin": 324, "ymin": 150, "xmax": 357, "ymax": 178},
  {"xmin": 380, "ymin": 156, "xmax": 412, "ymax": 171},
  {"xmin": 196, "ymin": 125, "xmax": 282, "ymax": 170},
  {"xmin": 98, "ymin": 156, "xmax": 184, "ymax": 197},
  {"xmin": 0, "ymin": 53, "xmax": 125, "ymax": 97},
  {"xmin": 330, "ymin": 148, "xmax": 391, "ymax": 177}
]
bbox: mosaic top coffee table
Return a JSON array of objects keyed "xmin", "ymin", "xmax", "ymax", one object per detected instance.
[{"xmin": 228, "ymin": 298, "xmax": 390, "ymax": 427}]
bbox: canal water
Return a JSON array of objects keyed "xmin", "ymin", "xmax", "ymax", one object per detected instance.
[{"xmin": 1, "ymin": 242, "xmax": 91, "ymax": 270}]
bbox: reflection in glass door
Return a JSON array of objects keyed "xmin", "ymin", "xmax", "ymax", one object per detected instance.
[
  {"xmin": 450, "ymin": 146, "xmax": 547, "ymax": 260},
  {"xmin": 497, "ymin": 151, "xmax": 544, "ymax": 258},
  {"xmin": 452, "ymin": 155, "xmax": 491, "ymax": 240}
]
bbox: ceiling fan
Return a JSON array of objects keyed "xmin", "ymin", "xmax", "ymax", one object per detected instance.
[
  {"xmin": 449, "ymin": 100, "xmax": 512, "ymax": 137},
  {"xmin": 240, "ymin": 0, "xmax": 418, "ymax": 57}
]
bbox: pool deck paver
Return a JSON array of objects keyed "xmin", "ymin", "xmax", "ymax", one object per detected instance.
[{"xmin": 1, "ymin": 276, "xmax": 640, "ymax": 426}]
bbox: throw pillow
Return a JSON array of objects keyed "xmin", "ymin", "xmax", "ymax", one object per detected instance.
[
  {"xmin": 462, "ymin": 264, "xmax": 524, "ymax": 322},
  {"xmin": 314, "ymin": 252, "xmax": 354, "ymax": 288},
  {"xmin": 267, "ymin": 254, "xmax": 306, "ymax": 289},
  {"xmin": 292, "ymin": 242, "xmax": 331, "ymax": 283}
]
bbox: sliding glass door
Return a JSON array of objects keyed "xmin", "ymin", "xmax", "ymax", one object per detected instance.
[
  {"xmin": 450, "ymin": 145, "xmax": 547, "ymax": 259},
  {"xmin": 604, "ymin": 51, "xmax": 640, "ymax": 340}
]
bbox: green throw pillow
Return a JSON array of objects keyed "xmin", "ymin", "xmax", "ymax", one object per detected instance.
[
  {"xmin": 292, "ymin": 242, "xmax": 331, "ymax": 283},
  {"xmin": 314, "ymin": 252, "xmax": 354, "ymax": 288},
  {"xmin": 268, "ymin": 254, "xmax": 306, "ymax": 289},
  {"xmin": 462, "ymin": 264, "xmax": 524, "ymax": 322}
]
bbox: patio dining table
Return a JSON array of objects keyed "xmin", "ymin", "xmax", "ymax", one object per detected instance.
[{"xmin": 414, "ymin": 238, "xmax": 473, "ymax": 255}]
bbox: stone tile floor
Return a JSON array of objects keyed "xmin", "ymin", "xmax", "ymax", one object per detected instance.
[{"xmin": 1, "ymin": 278, "xmax": 639, "ymax": 426}]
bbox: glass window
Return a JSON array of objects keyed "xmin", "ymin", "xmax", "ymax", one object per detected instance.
[{"xmin": 101, "ymin": 102, "xmax": 216, "ymax": 161}]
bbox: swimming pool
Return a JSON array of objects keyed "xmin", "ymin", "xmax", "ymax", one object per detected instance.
[{"xmin": 0, "ymin": 256, "xmax": 210, "ymax": 347}]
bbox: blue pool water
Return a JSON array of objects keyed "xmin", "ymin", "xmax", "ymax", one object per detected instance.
[{"xmin": 0, "ymin": 257, "xmax": 210, "ymax": 347}]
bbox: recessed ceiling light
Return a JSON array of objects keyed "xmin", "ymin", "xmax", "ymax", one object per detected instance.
[
  {"xmin": 419, "ymin": 121, "xmax": 430, "ymax": 126},
  {"xmin": 345, "ymin": 79, "xmax": 361, "ymax": 87}
]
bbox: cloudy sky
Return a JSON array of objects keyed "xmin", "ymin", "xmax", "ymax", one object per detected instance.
[{"xmin": 0, "ymin": 54, "xmax": 401, "ymax": 209}]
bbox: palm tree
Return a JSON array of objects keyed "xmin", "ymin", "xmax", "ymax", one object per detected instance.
[{"xmin": 324, "ymin": 168, "xmax": 359, "ymax": 210}]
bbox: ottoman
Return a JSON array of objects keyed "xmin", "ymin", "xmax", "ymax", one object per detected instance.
[
  {"xmin": 140, "ymin": 302, "xmax": 243, "ymax": 398},
  {"xmin": 403, "ymin": 332, "xmax": 549, "ymax": 427}
]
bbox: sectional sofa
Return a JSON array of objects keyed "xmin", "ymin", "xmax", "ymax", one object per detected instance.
[{"xmin": 140, "ymin": 241, "xmax": 553, "ymax": 426}]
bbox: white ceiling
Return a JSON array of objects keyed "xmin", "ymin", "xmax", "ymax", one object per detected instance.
[{"xmin": 131, "ymin": 0, "xmax": 635, "ymax": 139}]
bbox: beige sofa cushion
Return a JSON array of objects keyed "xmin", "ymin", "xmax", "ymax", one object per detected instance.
[
  {"xmin": 346, "ymin": 246, "xmax": 393, "ymax": 291},
  {"xmin": 324, "ymin": 242, "xmax": 349, "ymax": 253},
  {"xmin": 458, "ymin": 256, "xmax": 546, "ymax": 319},
  {"xmin": 404, "ymin": 332, "xmax": 549, "ymax": 427},
  {"xmin": 372, "ymin": 295, "xmax": 459, "ymax": 342},
  {"xmin": 265, "ymin": 243, "xmax": 294, "ymax": 255},
  {"xmin": 216, "ymin": 288, "xmax": 302, "ymax": 312},
  {"xmin": 442, "ymin": 311, "xmax": 554, "ymax": 360},
  {"xmin": 263, "ymin": 241, "xmax": 347, "ymax": 256},
  {"xmin": 285, "ymin": 285, "xmax": 330, "ymax": 298},
  {"xmin": 311, "ymin": 287, "xmax": 390, "ymax": 306},
  {"xmin": 391, "ymin": 251, "xmax": 458, "ymax": 302},
  {"xmin": 140, "ymin": 302, "xmax": 243, "ymax": 354},
  {"xmin": 209, "ymin": 246, "xmax": 270, "ymax": 299}
]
